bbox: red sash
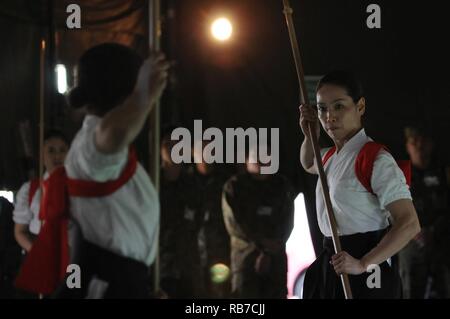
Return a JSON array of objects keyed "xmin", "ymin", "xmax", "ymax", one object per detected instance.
[{"xmin": 15, "ymin": 148, "xmax": 137, "ymax": 295}]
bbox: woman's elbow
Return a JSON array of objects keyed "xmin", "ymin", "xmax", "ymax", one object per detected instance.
[
  {"xmin": 404, "ymin": 215, "xmax": 421, "ymax": 241},
  {"xmin": 14, "ymin": 224, "xmax": 24, "ymax": 242},
  {"xmin": 390, "ymin": 200, "xmax": 421, "ymax": 241},
  {"xmin": 302, "ymin": 162, "xmax": 317, "ymax": 175},
  {"xmin": 410, "ymin": 218, "xmax": 421, "ymax": 238},
  {"xmin": 14, "ymin": 228, "xmax": 21, "ymax": 244}
]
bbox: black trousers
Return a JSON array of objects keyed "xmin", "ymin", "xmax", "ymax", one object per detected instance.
[
  {"xmin": 53, "ymin": 240, "xmax": 151, "ymax": 299},
  {"xmin": 303, "ymin": 229, "xmax": 402, "ymax": 299}
]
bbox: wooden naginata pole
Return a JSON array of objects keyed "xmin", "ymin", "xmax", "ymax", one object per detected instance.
[
  {"xmin": 281, "ymin": 0, "xmax": 353, "ymax": 299},
  {"xmin": 148, "ymin": 0, "xmax": 161, "ymax": 295}
]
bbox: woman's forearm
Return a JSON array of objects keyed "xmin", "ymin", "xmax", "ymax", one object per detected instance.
[
  {"xmin": 14, "ymin": 224, "xmax": 34, "ymax": 252},
  {"xmin": 300, "ymin": 138, "xmax": 316, "ymax": 174},
  {"xmin": 95, "ymin": 91, "xmax": 154, "ymax": 154},
  {"xmin": 360, "ymin": 203, "xmax": 420, "ymax": 269}
]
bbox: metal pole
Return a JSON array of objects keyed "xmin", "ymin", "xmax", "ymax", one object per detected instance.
[
  {"xmin": 39, "ymin": 39, "xmax": 46, "ymax": 182},
  {"xmin": 38, "ymin": 38, "xmax": 46, "ymax": 301},
  {"xmin": 148, "ymin": 0, "xmax": 161, "ymax": 295}
]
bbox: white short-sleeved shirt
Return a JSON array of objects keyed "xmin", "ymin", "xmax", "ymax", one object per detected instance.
[
  {"xmin": 12, "ymin": 174, "xmax": 49, "ymax": 235},
  {"xmin": 316, "ymin": 129, "xmax": 412, "ymax": 237},
  {"xmin": 65, "ymin": 115, "xmax": 160, "ymax": 266}
]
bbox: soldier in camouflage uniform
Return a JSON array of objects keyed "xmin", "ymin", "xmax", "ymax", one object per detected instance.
[
  {"xmin": 159, "ymin": 135, "xmax": 207, "ymax": 298},
  {"xmin": 192, "ymin": 141, "xmax": 231, "ymax": 298},
  {"xmin": 222, "ymin": 148, "xmax": 295, "ymax": 298}
]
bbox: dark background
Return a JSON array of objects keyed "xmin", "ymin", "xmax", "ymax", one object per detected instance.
[{"xmin": 1, "ymin": 0, "xmax": 449, "ymax": 192}]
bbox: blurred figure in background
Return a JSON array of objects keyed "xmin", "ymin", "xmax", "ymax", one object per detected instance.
[
  {"xmin": 192, "ymin": 140, "xmax": 231, "ymax": 298},
  {"xmin": 0, "ymin": 197, "xmax": 21, "ymax": 298},
  {"xmin": 12, "ymin": 130, "xmax": 69, "ymax": 298},
  {"xmin": 398, "ymin": 125, "xmax": 450, "ymax": 298},
  {"xmin": 13, "ymin": 130, "xmax": 69, "ymax": 253},
  {"xmin": 159, "ymin": 132, "xmax": 207, "ymax": 298},
  {"xmin": 222, "ymin": 144, "xmax": 295, "ymax": 298}
]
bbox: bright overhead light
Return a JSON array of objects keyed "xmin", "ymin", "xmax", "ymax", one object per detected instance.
[{"xmin": 211, "ymin": 17, "xmax": 233, "ymax": 41}]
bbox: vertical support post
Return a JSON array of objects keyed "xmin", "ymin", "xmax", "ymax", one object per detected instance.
[{"xmin": 148, "ymin": 0, "xmax": 161, "ymax": 295}]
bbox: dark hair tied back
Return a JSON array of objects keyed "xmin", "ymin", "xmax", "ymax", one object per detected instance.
[
  {"xmin": 68, "ymin": 43, "xmax": 143, "ymax": 115},
  {"xmin": 316, "ymin": 70, "xmax": 364, "ymax": 104}
]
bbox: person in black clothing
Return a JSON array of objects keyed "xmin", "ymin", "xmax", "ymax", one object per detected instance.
[
  {"xmin": 398, "ymin": 125, "xmax": 450, "ymax": 298},
  {"xmin": 159, "ymin": 134, "xmax": 207, "ymax": 298},
  {"xmin": 222, "ymin": 145, "xmax": 295, "ymax": 298},
  {"xmin": 192, "ymin": 141, "xmax": 231, "ymax": 298}
]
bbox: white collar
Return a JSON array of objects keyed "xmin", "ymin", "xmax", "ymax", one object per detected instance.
[{"xmin": 335, "ymin": 128, "xmax": 368, "ymax": 156}]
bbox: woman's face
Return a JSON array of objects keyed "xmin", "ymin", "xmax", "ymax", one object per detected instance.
[
  {"xmin": 316, "ymin": 84, "xmax": 365, "ymax": 142},
  {"xmin": 43, "ymin": 137, "xmax": 68, "ymax": 173}
]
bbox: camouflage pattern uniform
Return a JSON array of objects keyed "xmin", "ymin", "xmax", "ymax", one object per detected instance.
[
  {"xmin": 194, "ymin": 170, "xmax": 231, "ymax": 298},
  {"xmin": 398, "ymin": 164, "xmax": 450, "ymax": 298},
  {"xmin": 159, "ymin": 167, "xmax": 207, "ymax": 298},
  {"xmin": 222, "ymin": 173, "xmax": 295, "ymax": 298}
]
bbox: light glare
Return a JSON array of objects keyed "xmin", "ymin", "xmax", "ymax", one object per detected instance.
[
  {"xmin": 0, "ymin": 191, "xmax": 13, "ymax": 203},
  {"xmin": 211, "ymin": 18, "xmax": 232, "ymax": 41},
  {"xmin": 56, "ymin": 64, "xmax": 67, "ymax": 94}
]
